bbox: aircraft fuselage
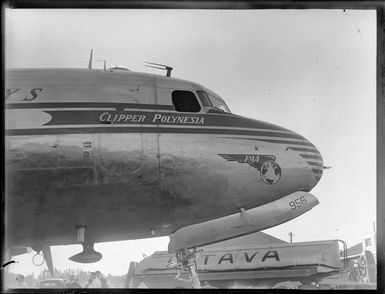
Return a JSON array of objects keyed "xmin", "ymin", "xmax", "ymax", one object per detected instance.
[{"xmin": 5, "ymin": 68, "xmax": 323, "ymax": 248}]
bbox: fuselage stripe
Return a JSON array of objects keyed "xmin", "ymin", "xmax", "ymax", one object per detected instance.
[
  {"xmin": 5, "ymin": 126, "xmax": 304, "ymax": 139},
  {"xmin": 299, "ymin": 154, "xmax": 322, "ymax": 160},
  {"xmin": 307, "ymin": 161, "xmax": 324, "ymax": 167},
  {"xmin": 220, "ymin": 136, "xmax": 315, "ymax": 147},
  {"xmin": 289, "ymin": 147, "xmax": 320, "ymax": 153},
  {"xmin": 6, "ymin": 102, "xmax": 175, "ymax": 110},
  {"xmin": 6, "ymin": 106, "xmax": 302, "ymax": 134},
  {"xmin": 309, "ymin": 165, "xmax": 323, "ymax": 170}
]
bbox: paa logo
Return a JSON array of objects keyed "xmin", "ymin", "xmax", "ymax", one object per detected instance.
[
  {"xmin": 218, "ymin": 154, "xmax": 281, "ymax": 185},
  {"xmin": 260, "ymin": 160, "xmax": 281, "ymax": 185}
]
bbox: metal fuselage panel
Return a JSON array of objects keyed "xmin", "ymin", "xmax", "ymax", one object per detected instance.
[{"xmin": 5, "ymin": 69, "xmax": 323, "ymax": 247}]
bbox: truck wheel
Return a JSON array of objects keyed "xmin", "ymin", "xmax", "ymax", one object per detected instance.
[{"xmin": 357, "ymin": 250, "xmax": 376, "ymax": 283}]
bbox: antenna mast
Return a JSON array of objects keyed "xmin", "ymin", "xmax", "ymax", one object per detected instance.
[
  {"xmin": 88, "ymin": 49, "xmax": 93, "ymax": 69},
  {"xmin": 145, "ymin": 62, "xmax": 173, "ymax": 77}
]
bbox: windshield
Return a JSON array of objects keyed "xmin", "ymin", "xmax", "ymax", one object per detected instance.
[
  {"xmin": 207, "ymin": 93, "xmax": 231, "ymax": 113},
  {"xmin": 196, "ymin": 90, "xmax": 231, "ymax": 113}
]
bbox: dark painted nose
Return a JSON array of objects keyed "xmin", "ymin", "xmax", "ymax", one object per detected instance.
[
  {"xmin": 291, "ymin": 140, "xmax": 324, "ymax": 185},
  {"xmin": 304, "ymin": 146, "xmax": 323, "ymax": 185}
]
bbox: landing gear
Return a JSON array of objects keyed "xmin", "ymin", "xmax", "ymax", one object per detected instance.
[
  {"xmin": 31, "ymin": 245, "xmax": 54, "ymax": 277},
  {"xmin": 167, "ymin": 247, "xmax": 203, "ymax": 289}
]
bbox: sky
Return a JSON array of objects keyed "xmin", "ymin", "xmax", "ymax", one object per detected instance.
[{"xmin": 4, "ymin": 9, "xmax": 376, "ymax": 277}]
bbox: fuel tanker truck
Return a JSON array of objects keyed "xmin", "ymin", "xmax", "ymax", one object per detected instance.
[{"xmin": 125, "ymin": 235, "xmax": 347, "ymax": 289}]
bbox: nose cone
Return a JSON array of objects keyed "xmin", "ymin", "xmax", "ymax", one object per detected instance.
[
  {"xmin": 292, "ymin": 139, "xmax": 324, "ymax": 186},
  {"xmin": 304, "ymin": 146, "xmax": 323, "ymax": 185},
  {"xmin": 226, "ymin": 115, "xmax": 324, "ymax": 188}
]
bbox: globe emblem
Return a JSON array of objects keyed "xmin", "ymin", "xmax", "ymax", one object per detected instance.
[{"xmin": 260, "ymin": 160, "xmax": 281, "ymax": 185}]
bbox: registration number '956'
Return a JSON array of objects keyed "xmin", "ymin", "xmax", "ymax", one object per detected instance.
[{"xmin": 289, "ymin": 196, "xmax": 307, "ymax": 210}]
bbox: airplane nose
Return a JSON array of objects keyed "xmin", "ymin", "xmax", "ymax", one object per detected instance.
[
  {"xmin": 306, "ymin": 147, "xmax": 323, "ymax": 185},
  {"xmin": 282, "ymin": 132, "xmax": 324, "ymax": 186},
  {"xmin": 294, "ymin": 141, "xmax": 324, "ymax": 185}
]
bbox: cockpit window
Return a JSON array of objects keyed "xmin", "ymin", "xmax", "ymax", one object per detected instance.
[
  {"xmin": 196, "ymin": 90, "xmax": 231, "ymax": 113},
  {"xmin": 196, "ymin": 90, "xmax": 213, "ymax": 107},
  {"xmin": 207, "ymin": 92, "xmax": 231, "ymax": 113},
  {"xmin": 172, "ymin": 90, "xmax": 201, "ymax": 113}
]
